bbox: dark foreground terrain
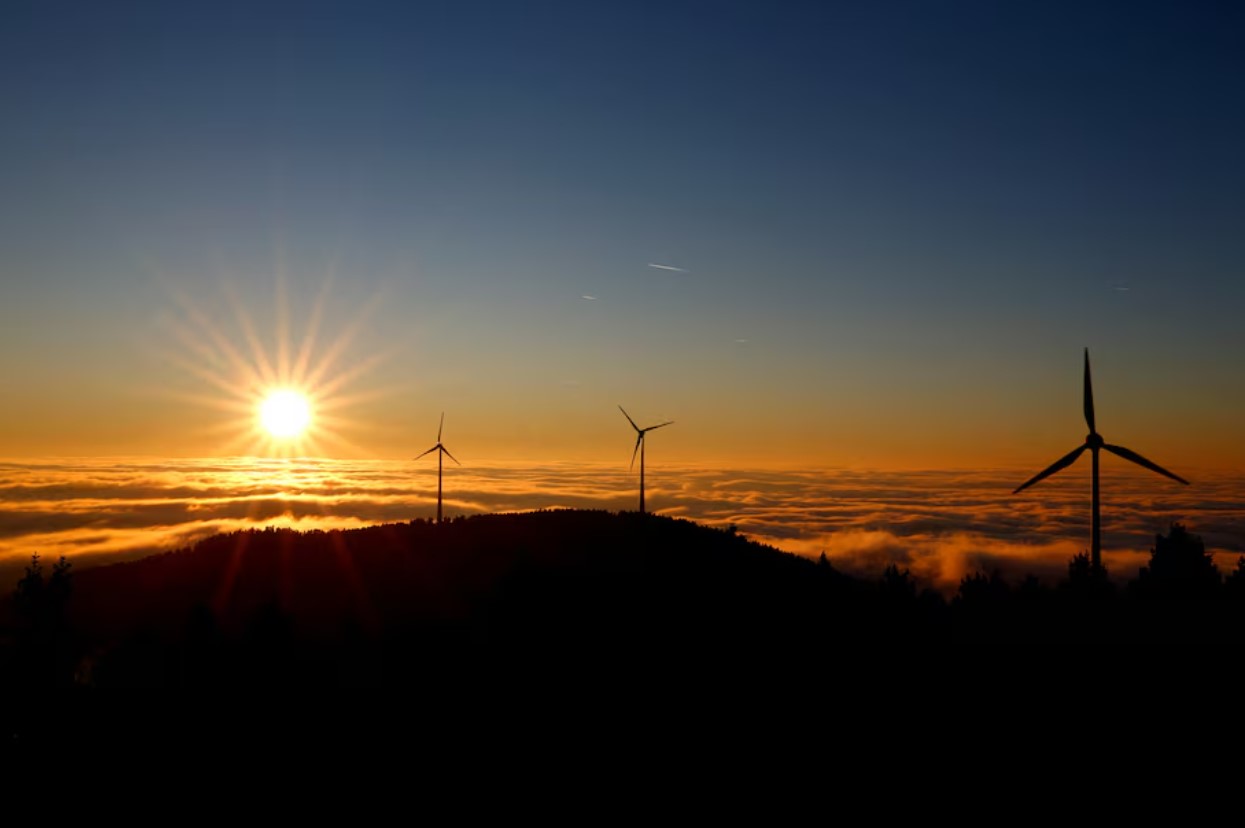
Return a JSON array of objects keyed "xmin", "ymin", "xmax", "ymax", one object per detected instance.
[{"xmin": 2, "ymin": 511, "xmax": 1241, "ymax": 748}]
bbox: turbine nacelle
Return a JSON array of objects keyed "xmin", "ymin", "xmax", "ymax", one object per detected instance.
[
  {"xmin": 620, "ymin": 405, "xmax": 674, "ymax": 514},
  {"xmin": 414, "ymin": 412, "xmax": 460, "ymax": 525},
  {"xmin": 1014, "ymin": 348, "xmax": 1188, "ymax": 568},
  {"xmin": 413, "ymin": 442, "xmax": 460, "ymax": 464}
]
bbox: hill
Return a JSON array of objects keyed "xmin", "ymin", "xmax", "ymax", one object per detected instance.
[
  {"xmin": 4, "ymin": 510, "xmax": 1242, "ymax": 701},
  {"xmin": 4, "ymin": 510, "xmax": 880, "ymax": 689},
  {"xmin": 7, "ymin": 510, "xmax": 1245, "ymax": 760}
]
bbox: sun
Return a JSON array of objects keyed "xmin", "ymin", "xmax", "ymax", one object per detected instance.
[
  {"xmin": 154, "ymin": 273, "xmax": 393, "ymax": 459},
  {"xmin": 259, "ymin": 389, "xmax": 313, "ymax": 439}
]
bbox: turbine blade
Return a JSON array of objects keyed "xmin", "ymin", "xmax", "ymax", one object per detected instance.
[
  {"xmin": 645, "ymin": 420, "xmax": 674, "ymax": 432},
  {"xmin": 619, "ymin": 405, "xmax": 640, "ymax": 432},
  {"xmin": 438, "ymin": 411, "xmax": 445, "ymax": 443},
  {"xmin": 440, "ymin": 445, "xmax": 461, "ymax": 466},
  {"xmin": 1103, "ymin": 444, "xmax": 1189, "ymax": 485},
  {"xmin": 1083, "ymin": 348, "xmax": 1096, "ymax": 434},
  {"xmin": 630, "ymin": 434, "xmax": 642, "ymax": 470},
  {"xmin": 414, "ymin": 445, "xmax": 438, "ymax": 460},
  {"xmin": 1013, "ymin": 445, "xmax": 1087, "ymax": 494}
]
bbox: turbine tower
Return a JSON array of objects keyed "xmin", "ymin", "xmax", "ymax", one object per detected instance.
[
  {"xmin": 414, "ymin": 412, "xmax": 460, "ymax": 524},
  {"xmin": 619, "ymin": 406, "xmax": 673, "ymax": 515},
  {"xmin": 1013, "ymin": 349, "xmax": 1188, "ymax": 570}
]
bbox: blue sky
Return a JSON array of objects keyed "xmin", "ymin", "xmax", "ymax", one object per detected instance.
[{"xmin": 2, "ymin": 1, "xmax": 1242, "ymax": 468}]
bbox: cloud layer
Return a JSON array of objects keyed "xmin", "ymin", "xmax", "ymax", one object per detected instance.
[{"xmin": 2, "ymin": 459, "xmax": 1241, "ymax": 592}]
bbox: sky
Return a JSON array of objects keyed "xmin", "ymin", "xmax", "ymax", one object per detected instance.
[{"xmin": 2, "ymin": 0, "xmax": 1244, "ymax": 472}]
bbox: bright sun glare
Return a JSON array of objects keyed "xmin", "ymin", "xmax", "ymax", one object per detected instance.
[
  {"xmin": 259, "ymin": 389, "xmax": 313, "ymax": 439},
  {"xmin": 157, "ymin": 275, "xmax": 389, "ymax": 458}
]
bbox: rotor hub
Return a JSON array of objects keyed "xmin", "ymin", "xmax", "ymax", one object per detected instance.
[{"xmin": 1086, "ymin": 432, "xmax": 1104, "ymax": 449}]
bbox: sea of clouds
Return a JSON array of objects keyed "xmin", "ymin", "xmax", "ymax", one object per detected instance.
[{"xmin": 1, "ymin": 458, "xmax": 1241, "ymax": 593}]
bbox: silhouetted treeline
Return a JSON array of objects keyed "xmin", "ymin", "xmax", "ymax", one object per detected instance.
[{"xmin": 2, "ymin": 513, "xmax": 1242, "ymax": 698}]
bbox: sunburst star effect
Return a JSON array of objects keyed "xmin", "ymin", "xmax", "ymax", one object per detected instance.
[{"xmin": 150, "ymin": 269, "xmax": 396, "ymax": 460}]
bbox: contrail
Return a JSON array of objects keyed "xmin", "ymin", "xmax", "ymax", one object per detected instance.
[
  {"xmin": 581, "ymin": 295, "xmax": 598, "ymax": 300},
  {"xmin": 647, "ymin": 263, "xmax": 689, "ymax": 273}
]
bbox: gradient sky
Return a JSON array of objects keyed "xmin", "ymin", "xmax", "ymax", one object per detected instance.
[{"xmin": 2, "ymin": 1, "xmax": 1243, "ymax": 470}]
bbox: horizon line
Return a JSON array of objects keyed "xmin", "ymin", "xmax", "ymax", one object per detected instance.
[{"xmin": 0, "ymin": 453, "xmax": 1235, "ymax": 476}]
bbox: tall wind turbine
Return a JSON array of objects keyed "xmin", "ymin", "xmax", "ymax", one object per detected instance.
[
  {"xmin": 1013, "ymin": 349, "xmax": 1188, "ymax": 570},
  {"xmin": 620, "ymin": 406, "xmax": 673, "ymax": 515},
  {"xmin": 414, "ymin": 412, "xmax": 460, "ymax": 524}
]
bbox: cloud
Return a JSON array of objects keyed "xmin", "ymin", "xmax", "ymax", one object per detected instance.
[
  {"xmin": 1, "ymin": 459, "xmax": 1241, "ymax": 594},
  {"xmin": 647, "ymin": 263, "xmax": 689, "ymax": 273},
  {"xmin": 581, "ymin": 295, "xmax": 597, "ymax": 300}
]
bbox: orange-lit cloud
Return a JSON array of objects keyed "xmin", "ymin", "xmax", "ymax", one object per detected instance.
[{"xmin": 1, "ymin": 459, "xmax": 1241, "ymax": 594}]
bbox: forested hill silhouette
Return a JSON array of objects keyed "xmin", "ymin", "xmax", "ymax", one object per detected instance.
[{"xmin": 3, "ymin": 511, "xmax": 1243, "ymax": 699}]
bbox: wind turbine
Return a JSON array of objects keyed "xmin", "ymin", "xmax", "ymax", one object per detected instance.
[
  {"xmin": 619, "ymin": 406, "xmax": 673, "ymax": 515},
  {"xmin": 1013, "ymin": 349, "xmax": 1188, "ymax": 570},
  {"xmin": 414, "ymin": 412, "xmax": 460, "ymax": 524}
]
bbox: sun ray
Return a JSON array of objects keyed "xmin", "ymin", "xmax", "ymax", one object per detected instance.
[
  {"xmin": 329, "ymin": 530, "xmax": 381, "ymax": 633},
  {"xmin": 302, "ymin": 290, "xmax": 388, "ymax": 391},
  {"xmin": 274, "ymin": 259, "xmax": 291, "ymax": 383},
  {"xmin": 312, "ymin": 382, "xmax": 407, "ymax": 414},
  {"xmin": 212, "ymin": 531, "xmax": 249, "ymax": 618},
  {"xmin": 313, "ymin": 349, "xmax": 392, "ymax": 401},
  {"xmin": 224, "ymin": 284, "xmax": 278, "ymax": 389},
  {"xmin": 169, "ymin": 288, "xmax": 268, "ymax": 393},
  {"xmin": 292, "ymin": 277, "xmax": 333, "ymax": 388},
  {"xmin": 154, "ymin": 270, "xmax": 392, "ymax": 460},
  {"xmin": 156, "ymin": 349, "xmax": 250, "ymax": 401}
]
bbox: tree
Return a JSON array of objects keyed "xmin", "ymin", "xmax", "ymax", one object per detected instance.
[
  {"xmin": 880, "ymin": 564, "xmax": 917, "ymax": 603},
  {"xmin": 11, "ymin": 554, "xmax": 75, "ymax": 688},
  {"xmin": 13, "ymin": 554, "xmax": 45, "ymax": 624},
  {"xmin": 1132, "ymin": 523, "xmax": 1220, "ymax": 600},
  {"xmin": 15, "ymin": 554, "xmax": 71, "ymax": 629},
  {"xmin": 1224, "ymin": 556, "xmax": 1245, "ymax": 601},
  {"xmin": 1060, "ymin": 552, "xmax": 1114, "ymax": 601}
]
